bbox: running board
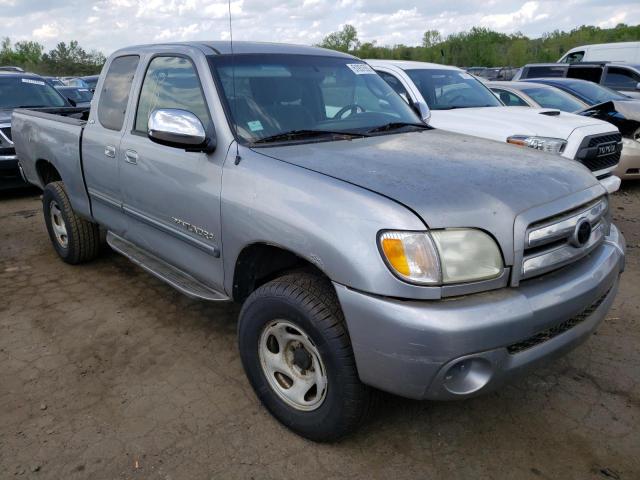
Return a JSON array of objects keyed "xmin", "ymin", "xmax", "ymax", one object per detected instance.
[{"xmin": 106, "ymin": 232, "xmax": 230, "ymax": 301}]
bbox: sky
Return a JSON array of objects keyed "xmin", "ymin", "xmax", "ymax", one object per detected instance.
[{"xmin": 1, "ymin": 0, "xmax": 639, "ymax": 55}]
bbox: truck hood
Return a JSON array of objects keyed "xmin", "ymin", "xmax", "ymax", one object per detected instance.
[
  {"xmin": 429, "ymin": 106, "xmax": 607, "ymax": 142},
  {"xmin": 254, "ymin": 129, "xmax": 601, "ymax": 264}
]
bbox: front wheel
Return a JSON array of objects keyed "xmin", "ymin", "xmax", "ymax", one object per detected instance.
[
  {"xmin": 238, "ymin": 272, "xmax": 373, "ymax": 442},
  {"xmin": 42, "ymin": 182, "xmax": 101, "ymax": 264}
]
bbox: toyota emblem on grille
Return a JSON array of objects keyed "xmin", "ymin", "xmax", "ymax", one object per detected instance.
[{"xmin": 572, "ymin": 218, "xmax": 592, "ymax": 247}]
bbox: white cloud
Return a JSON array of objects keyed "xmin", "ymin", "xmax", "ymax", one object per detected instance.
[
  {"xmin": 0, "ymin": 0, "xmax": 638, "ymax": 55},
  {"xmin": 32, "ymin": 22, "xmax": 60, "ymax": 40}
]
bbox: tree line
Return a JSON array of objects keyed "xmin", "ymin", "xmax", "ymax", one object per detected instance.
[
  {"xmin": 319, "ymin": 23, "xmax": 640, "ymax": 67},
  {"xmin": 0, "ymin": 38, "xmax": 105, "ymax": 76}
]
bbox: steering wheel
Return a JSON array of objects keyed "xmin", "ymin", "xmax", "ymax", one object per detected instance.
[{"xmin": 333, "ymin": 104, "xmax": 366, "ymax": 119}]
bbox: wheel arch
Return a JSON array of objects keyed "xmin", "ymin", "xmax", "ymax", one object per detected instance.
[{"xmin": 232, "ymin": 242, "xmax": 329, "ymax": 303}]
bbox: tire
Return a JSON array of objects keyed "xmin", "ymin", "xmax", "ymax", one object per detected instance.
[
  {"xmin": 42, "ymin": 181, "xmax": 101, "ymax": 265},
  {"xmin": 238, "ymin": 272, "xmax": 373, "ymax": 442}
]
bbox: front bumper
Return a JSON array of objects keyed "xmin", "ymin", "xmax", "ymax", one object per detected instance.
[
  {"xmin": 614, "ymin": 137, "xmax": 640, "ymax": 179},
  {"xmin": 0, "ymin": 155, "xmax": 28, "ymax": 189},
  {"xmin": 335, "ymin": 225, "xmax": 625, "ymax": 400}
]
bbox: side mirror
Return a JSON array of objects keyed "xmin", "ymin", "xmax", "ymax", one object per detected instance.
[
  {"xmin": 412, "ymin": 100, "xmax": 431, "ymax": 124},
  {"xmin": 636, "ymin": 82, "xmax": 640, "ymax": 91},
  {"xmin": 148, "ymin": 108, "xmax": 215, "ymax": 152}
]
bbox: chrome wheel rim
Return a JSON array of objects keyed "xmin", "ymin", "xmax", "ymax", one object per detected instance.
[
  {"xmin": 49, "ymin": 201, "xmax": 68, "ymax": 248},
  {"xmin": 258, "ymin": 319, "xmax": 328, "ymax": 411}
]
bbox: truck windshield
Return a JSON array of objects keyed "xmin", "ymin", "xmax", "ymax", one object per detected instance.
[
  {"xmin": 209, "ymin": 54, "xmax": 420, "ymax": 144},
  {"xmin": 0, "ymin": 76, "xmax": 67, "ymax": 109},
  {"xmin": 405, "ymin": 68, "xmax": 502, "ymax": 110},
  {"xmin": 520, "ymin": 86, "xmax": 585, "ymax": 112},
  {"xmin": 559, "ymin": 80, "xmax": 629, "ymax": 105}
]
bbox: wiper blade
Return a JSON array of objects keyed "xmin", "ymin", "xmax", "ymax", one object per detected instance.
[
  {"xmin": 251, "ymin": 129, "xmax": 368, "ymax": 145},
  {"xmin": 367, "ymin": 122, "xmax": 430, "ymax": 134}
]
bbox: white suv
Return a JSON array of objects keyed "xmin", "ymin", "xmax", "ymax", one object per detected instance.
[{"xmin": 368, "ymin": 60, "xmax": 622, "ymax": 193}]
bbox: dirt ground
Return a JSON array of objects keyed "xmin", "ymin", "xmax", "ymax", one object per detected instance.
[{"xmin": 0, "ymin": 184, "xmax": 639, "ymax": 480}]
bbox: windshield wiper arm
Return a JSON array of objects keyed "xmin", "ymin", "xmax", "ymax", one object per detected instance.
[
  {"xmin": 366, "ymin": 122, "xmax": 430, "ymax": 134},
  {"xmin": 251, "ymin": 129, "xmax": 369, "ymax": 145}
]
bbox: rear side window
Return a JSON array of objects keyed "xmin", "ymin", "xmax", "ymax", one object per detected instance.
[
  {"xmin": 134, "ymin": 56, "xmax": 212, "ymax": 133},
  {"xmin": 527, "ymin": 66, "xmax": 567, "ymax": 78},
  {"xmin": 98, "ymin": 55, "xmax": 139, "ymax": 131},
  {"xmin": 605, "ymin": 67, "xmax": 640, "ymax": 90}
]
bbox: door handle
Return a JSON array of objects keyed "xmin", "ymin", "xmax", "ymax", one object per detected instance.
[
  {"xmin": 124, "ymin": 149, "xmax": 138, "ymax": 165},
  {"xmin": 104, "ymin": 145, "xmax": 116, "ymax": 158}
]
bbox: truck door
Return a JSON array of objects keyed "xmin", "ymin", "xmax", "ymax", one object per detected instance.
[
  {"xmin": 82, "ymin": 54, "xmax": 140, "ymax": 234},
  {"xmin": 118, "ymin": 54, "xmax": 225, "ymax": 292}
]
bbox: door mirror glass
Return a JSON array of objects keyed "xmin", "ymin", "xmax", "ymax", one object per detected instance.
[
  {"xmin": 413, "ymin": 100, "xmax": 431, "ymax": 123},
  {"xmin": 148, "ymin": 108, "xmax": 212, "ymax": 151}
]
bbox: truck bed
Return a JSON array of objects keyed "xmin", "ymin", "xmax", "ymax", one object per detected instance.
[{"xmin": 12, "ymin": 106, "xmax": 93, "ymax": 219}]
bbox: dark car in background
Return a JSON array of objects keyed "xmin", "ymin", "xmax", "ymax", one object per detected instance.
[
  {"xmin": 514, "ymin": 62, "xmax": 640, "ymax": 99},
  {"xmin": 0, "ymin": 71, "xmax": 71, "ymax": 189},
  {"xmin": 55, "ymin": 86, "xmax": 93, "ymax": 108}
]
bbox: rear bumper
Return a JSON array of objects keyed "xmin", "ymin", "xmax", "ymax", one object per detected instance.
[
  {"xmin": 336, "ymin": 224, "xmax": 625, "ymax": 400},
  {"xmin": 614, "ymin": 138, "xmax": 640, "ymax": 179}
]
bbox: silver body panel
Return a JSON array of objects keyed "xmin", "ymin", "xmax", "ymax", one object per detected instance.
[{"xmin": 11, "ymin": 42, "xmax": 626, "ymax": 400}]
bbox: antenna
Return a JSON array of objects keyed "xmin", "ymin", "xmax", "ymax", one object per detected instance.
[{"xmin": 228, "ymin": 0, "xmax": 241, "ymax": 164}]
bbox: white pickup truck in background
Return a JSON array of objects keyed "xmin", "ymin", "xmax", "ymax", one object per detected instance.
[{"xmin": 368, "ymin": 60, "xmax": 623, "ymax": 193}]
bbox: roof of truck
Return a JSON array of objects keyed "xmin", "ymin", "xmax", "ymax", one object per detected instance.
[
  {"xmin": 365, "ymin": 59, "xmax": 460, "ymax": 71},
  {"xmin": 112, "ymin": 41, "xmax": 355, "ymax": 58}
]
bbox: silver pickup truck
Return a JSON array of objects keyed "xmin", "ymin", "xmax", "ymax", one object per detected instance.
[{"xmin": 12, "ymin": 42, "xmax": 626, "ymax": 442}]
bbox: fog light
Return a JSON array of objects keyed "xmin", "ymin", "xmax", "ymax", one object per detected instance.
[{"xmin": 443, "ymin": 357, "xmax": 493, "ymax": 395}]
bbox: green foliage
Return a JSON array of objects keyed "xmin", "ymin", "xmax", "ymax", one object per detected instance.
[
  {"xmin": 319, "ymin": 24, "xmax": 640, "ymax": 66},
  {"xmin": 0, "ymin": 38, "xmax": 105, "ymax": 75},
  {"xmin": 318, "ymin": 25, "xmax": 361, "ymax": 53}
]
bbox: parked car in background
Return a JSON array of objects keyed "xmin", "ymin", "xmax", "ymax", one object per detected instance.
[
  {"xmin": 60, "ymin": 77, "xmax": 90, "ymax": 89},
  {"xmin": 522, "ymin": 78, "xmax": 640, "ymax": 180},
  {"xmin": 464, "ymin": 66, "xmax": 487, "ymax": 76},
  {"xmin": 11, "ymin": 41, "xmax": 626, "ymax": 441},
  {"xmin": 55, "ymin": 86, "xmax": 93, "ymax": 108},
  {"xmin": 476, "ymin": 66, "xmax": 518, "ymax": 81},
  {"xmin": 368, "ymin": 59, "xmax": 622, "ymax": 192},
  {"xmin": 43, "ymin": 76, "xmax": 65, "ymax": 87},
  {"xmin": 0, "ymin": 66, "xmax": 25, "ymax": 72},
  {"xmin": 514, "ymin": 61, "xmax": 640, "ymax": 99},
  {"xmin": 487, "ymin": 80, "xmax": 588, "ymax": 111},
  {"xmin": 80, "ymin": 75, "xmax": 99, "ymax": 92},
  {"xmin": 559, "ymin": 42, "xmax": 640, "ymax": 64},
  {"xmin": 0, "ymin": 71, "xmax": 72, "ymax": 189}
]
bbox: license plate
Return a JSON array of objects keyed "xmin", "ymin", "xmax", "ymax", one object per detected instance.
[{"xmin": 597, "ymin": 142, "xmax": 616, "ymax": 156}]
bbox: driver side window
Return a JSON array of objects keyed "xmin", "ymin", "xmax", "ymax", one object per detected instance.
[
  {"xmin": 135, "ymin": 56, "xmax": 212, "ymax": 134},
  {"xmin": 377, "ymin": 71, "xmax": 411, "ymax": 104}
]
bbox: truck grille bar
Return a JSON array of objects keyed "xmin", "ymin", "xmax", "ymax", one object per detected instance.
[
  {"xmin": 521, "ymin": 197, "xmax": 608, "ymax": 280},
  {"xmin": 576, "ymin": 133, "xmax": 622, "ymax": 176}
]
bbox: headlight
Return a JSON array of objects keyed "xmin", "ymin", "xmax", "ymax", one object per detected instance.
[
  {"xmin": 379, "ymin": 229, "xmax": 503, "ymax": 285},
  {"xmin": 507, "ymin": 135, "xmax": 567, "ymax": 155}
]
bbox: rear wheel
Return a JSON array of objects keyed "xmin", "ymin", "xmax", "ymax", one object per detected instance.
[
  {"xmin": 238, "ymin": 272, "xmax": 373, "ymax": 442},
  {"xmin": 42, "ymin": 182, "xmax": 101, "ymax": 264}
]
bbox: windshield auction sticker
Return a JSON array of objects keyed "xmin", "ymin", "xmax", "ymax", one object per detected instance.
[
  {"xmin": 21, "ymin": 78, "xmax": 46, "ymax": 85},
  {"xmin": 347, "ymin": 63, "xmax": 376, "ymax": 75}
]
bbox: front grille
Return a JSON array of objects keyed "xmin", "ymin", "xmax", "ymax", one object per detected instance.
[
  {"xmin": 0, "ymin": 126, "xmax": 12, "ymax": 141},
  {"xmin": 577, "ymin": 133, "xmax": 622, "ymax": 173},
  {"xmin": 587, "ymin": 133, "xmax": 621, "ymax": 147},
  {"xmin": 582, "ymin": 150, "xmax": 621, "ymax": 172},
  {"xmin": 507, "ymin": 288, "xmax": 611, "ymax": 354},
  {"xmin": 521, "ymin": 197, "xmax": 608, "ymax": 280}
]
